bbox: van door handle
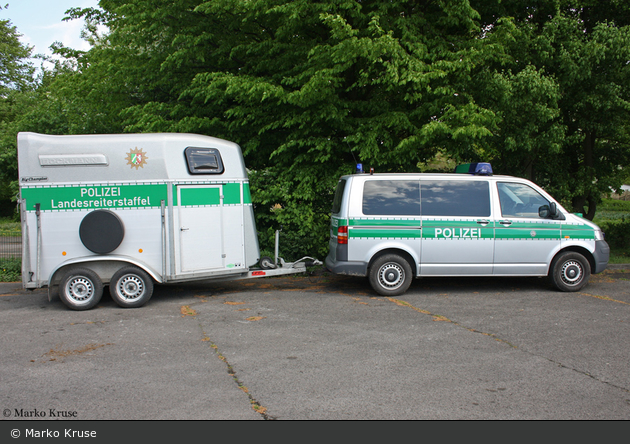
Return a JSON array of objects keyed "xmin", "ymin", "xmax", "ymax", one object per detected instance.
[
  {"xmin": 181, "ymin": 227, "xmax": 189, "ymax": 232},
  {"xmin": 476, "ymin": 219, "xmax": 490, "ymax": 226},
  {"xmin": 499, "ymin": 220, "xmax": 512, "ymax": 226}
]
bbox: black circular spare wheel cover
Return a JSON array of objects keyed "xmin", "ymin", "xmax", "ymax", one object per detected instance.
[{"xmin": 79, "ymin": 210, "xmax": 125, "ymax": 254}]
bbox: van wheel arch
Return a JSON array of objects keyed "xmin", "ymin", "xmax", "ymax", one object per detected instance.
[
  {"xmin": 549, "ymin": 249, "xmax": 592, "ymax": 292},
  {"xmin": 369, "ymin": 249, "xmax": 417, "ymax": 275},
  {"xmin": 368, "ymin": 250, "xmax": 416, "ymax": 296},
  {"xmin": 549, "ymin": 246, "xmax": 595, "ymax": 276}
]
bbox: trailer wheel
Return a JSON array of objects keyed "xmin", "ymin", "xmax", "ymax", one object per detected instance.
[
  {"xmin": 369, "ymin": 254, "xmax": 413, "ymax": 296},
  {"xmin": 59, "ymin": 268, "xmax": 103, "ymax": 311},
  {"xmin": 550, "ymin": 251, "xmax": 591, "ymax": 292},
  {"xmin": 109, "ymin": 266, "xmax": 154, "ymax": 308}
]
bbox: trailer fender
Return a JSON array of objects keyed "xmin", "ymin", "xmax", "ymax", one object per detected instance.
[{"xmin": 47, "ymin": 256, "xmax": 163, "ymax": 301}]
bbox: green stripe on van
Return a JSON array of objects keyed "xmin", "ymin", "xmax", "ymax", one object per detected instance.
[
  {"xmin": 349, "ymin": 229, "xmax": 422, "ymax": 239},
  {"xmin": 341, "ymin": 217, "xmax": 595, "ymax": 241},
  {"xmin": 349, "ymin": 218, "xmax": 420, "ymax": 227}
]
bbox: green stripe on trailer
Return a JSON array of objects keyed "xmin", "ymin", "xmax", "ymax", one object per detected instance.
[
  {"xmin": 21, "ymin": 183, "xmax": 167, "ymax": 211},
  {"xmin": 243, "ymin": 183, "xmax": 252, "ymax": 204},
  {"xmin": 179, "ymin": 187, "xmax": 221, "ymax": 206}
]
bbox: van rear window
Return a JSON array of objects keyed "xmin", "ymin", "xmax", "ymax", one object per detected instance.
[
  {"xmin": 185, "ymin": 147, "xmax": 224, "ymax": 175},
  {"xmin": 331, "ymin": 179, "xmax": 347, "ymax": 214},
  {"xmin": 421, "ymin": 180, "xmax": 490, "ymax": 217},
  {"xmin": 362, "ymin": 180, "xmax": 421, "ymax": 216}
]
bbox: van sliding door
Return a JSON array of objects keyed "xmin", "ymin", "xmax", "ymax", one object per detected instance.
[{"xmin": 420, "ymin": 180, "xmax": 494, "ymax": 275}]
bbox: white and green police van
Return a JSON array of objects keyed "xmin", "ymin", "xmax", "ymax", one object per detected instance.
[
  {"xmin": 18, "ymin": 132, "xmax": 318, "ymax": 310},
  {"xmin": 325, "ymin": 163, "xmax": 610, "ymax": 296}
]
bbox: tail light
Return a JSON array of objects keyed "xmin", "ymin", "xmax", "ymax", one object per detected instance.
[{"xmin": 337, "ymin": 225, "xmax": 348, "ymax": 244}]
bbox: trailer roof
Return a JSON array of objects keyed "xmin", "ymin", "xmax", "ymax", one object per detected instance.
[{"xmin": 18, "ymin": 132, "xmax": 248, "ymax": 183}]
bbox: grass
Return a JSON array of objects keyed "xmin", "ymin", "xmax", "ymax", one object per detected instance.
[
  {"xmin": 0, "ymin": 217, "xmax": 22, "ymax": 282},
  {"xmin": 0, "ymin": 257, "xmax": 21, "ymax": 282}
]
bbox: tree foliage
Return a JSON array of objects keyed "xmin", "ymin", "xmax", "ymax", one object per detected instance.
[
  {"xmin": 1, "ymin": 0, "xmax": 630, "ymax": 255},
  {"xmin": 471, "ymin": 0, "xmax": 630, "ymax": 218}
]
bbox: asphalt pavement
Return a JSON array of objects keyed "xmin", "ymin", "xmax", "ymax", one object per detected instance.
[{"xmin": 0, "ymin": 266, "xmax": 629, "ymax": 421}]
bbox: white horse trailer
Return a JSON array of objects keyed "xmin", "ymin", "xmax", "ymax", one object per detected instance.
[{"xmin": 17, "ymin": 132, "xmax": 318, "ymax": 310}]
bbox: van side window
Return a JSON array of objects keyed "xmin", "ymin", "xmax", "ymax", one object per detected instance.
[
  {"xmin": 362, "ymin": 180, "xmax": 420, "ymax": 216},
  {"xmin": 421, "ymin": 180, "xmax": 490, "ymax": 217},
  {"xmin": 185, "ymin": 147, "xmax": 224, "ymax": 174},
  {"xmin": 498, "ymin": 182, "xmax": 549, "ymax": 218}
]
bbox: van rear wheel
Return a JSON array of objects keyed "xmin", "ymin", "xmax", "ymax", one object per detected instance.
[
  {"xmin": 550, "ymin": 252, "xmax": 590, "ymax": 292},
  {"xmin": 369, "ymin": 254, "xmax": 413, "ymax": 296},
  {"xmin": 109, "ymin": 266, "xmax": 154, "ymax": 308}
]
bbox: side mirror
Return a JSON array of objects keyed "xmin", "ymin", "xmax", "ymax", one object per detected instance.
[
  {"xmin": 539, "ymin": 202, "xmax": 563, "ymax": 220},
  {"xmin": 538, "ymin": 205, "xmax": 551, "ymax": 218}
]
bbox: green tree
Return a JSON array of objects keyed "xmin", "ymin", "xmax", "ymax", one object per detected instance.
[
  {"xmin": 73, "ymin": 0, "xmax": 494, "ymax": 258},
  {"xmin": 471, "ymin": 0, "xmax": 630, "ymax": 219},
  {"xmin": 0, "ymin": 5, "xmax": 37, "ymax": 213}
]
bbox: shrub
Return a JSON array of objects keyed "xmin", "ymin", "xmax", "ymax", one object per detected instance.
[
  {"xmin": 597, "ymin": 219, "xmax": 630, "ymax": 250},
  {"xmin": 0, "ymin": 257, "xmax": 21, "ymax": 282}
]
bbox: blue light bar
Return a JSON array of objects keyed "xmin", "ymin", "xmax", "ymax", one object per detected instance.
[{"xmin": 454, "ymin": 162, "xmax": 493, "ymax": 176}]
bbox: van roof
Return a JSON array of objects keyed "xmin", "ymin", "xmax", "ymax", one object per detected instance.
[{"xmin": 340, "ymin": 172, "xmax": 520, "ymax": 181}]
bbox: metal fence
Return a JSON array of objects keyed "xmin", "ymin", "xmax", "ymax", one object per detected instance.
[{"xmin": 0, "ymin": 231, "xmax": 22, "ymax": 258}]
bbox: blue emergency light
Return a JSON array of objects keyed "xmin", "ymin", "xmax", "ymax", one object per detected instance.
[{"xmin": 454, "ymin": 162, "xmax": 493, "ymax": 176}]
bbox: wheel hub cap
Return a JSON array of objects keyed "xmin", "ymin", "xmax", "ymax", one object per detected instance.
[
  {"xmin": 117, "ymin": 275, "xmax": 144, "ymax": 300},
  {"xmin": 67, "ymin": 278, "xmax": 93, "ymax": 302},
  {"xmin": 561, "ymin": 261, "xmax": 582, "ymax": 284},
  {"xmin": 379, "ymin": 263, "xmax": 404, "ymax": 290}
]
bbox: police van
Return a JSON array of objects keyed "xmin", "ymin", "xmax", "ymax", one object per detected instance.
[
  {"xmin": 325, "ymin": 163, "xmax": 609, "ymax": 296},
  {"xmin": 18, "ymin": 132, "xmax": 319, "ymax": 310}
]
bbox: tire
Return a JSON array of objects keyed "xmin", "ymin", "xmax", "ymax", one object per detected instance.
[
  {"xmin": 369, "ymin": 254, "xmax": 413, "ymax": 296},
  {"xmin": 59, "ymin": 268, "xmax": 103, "ymax": 311},
  {"xmin": 109, "ymin": 266, "xmax": 154, "ymax": 308},
  {"xmin": 259, "ymin": 256, "xmax": 275, "ymax": 269},
  {"xmin": 550, "ymin": 252, "xmax": 591, "ymax": 292}
]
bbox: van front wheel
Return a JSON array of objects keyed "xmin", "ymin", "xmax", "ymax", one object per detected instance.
[
  {"xmin": 550, "ymin": 252, "xmax": 591, "ymax": 292},
  {"xmin": 369, "ymin": 254, "xmax": 413, "ymax": 296}
]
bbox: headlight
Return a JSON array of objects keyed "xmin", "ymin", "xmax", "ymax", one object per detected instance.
[{"xmin": 594, "ymin": 229, "xmax": 604, "ymax": 241}]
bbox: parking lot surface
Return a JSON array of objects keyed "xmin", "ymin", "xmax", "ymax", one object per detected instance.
[{"xmin": 1, "ymin": 267, "xmax": 629, "ymax": 420}]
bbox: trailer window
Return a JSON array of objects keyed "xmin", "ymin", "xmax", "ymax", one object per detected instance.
[{"xmin": 185, "ymin": 147, "xmax": 224, "ymax": 175}]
